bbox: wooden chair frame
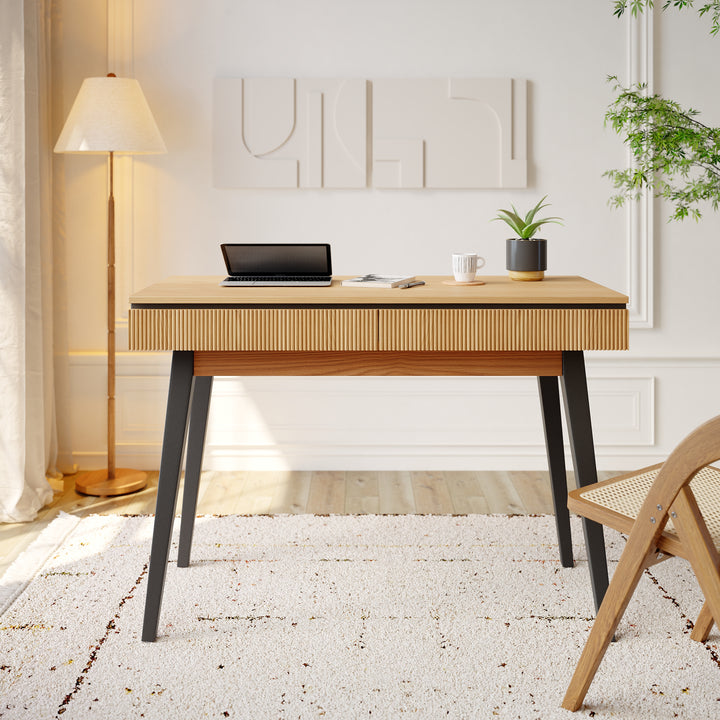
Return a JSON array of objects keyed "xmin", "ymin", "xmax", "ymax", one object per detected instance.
[{"xmin": 563, "ymin": 414, "xmax": 720, "ymax": 711}]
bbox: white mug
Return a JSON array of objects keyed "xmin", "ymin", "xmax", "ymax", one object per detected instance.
[{"xmin": 452, "ymin": 253, "xmax": 485, "ymax": 283}]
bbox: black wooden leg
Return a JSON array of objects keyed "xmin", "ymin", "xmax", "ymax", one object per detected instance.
[
  {"xmin": 560, "ymin": 351, "xmax": 610, "ymax": 612},
  {"xmin": 142, "ymin": 351, "xmax": 194, "ymax": 642},
  {"xmin": 538, "ymin": 376, "xmax": 574, "ymax": 568},
  {"xmin": 178, "ymin": 375, "xmax": 213, "ymax": 568}
]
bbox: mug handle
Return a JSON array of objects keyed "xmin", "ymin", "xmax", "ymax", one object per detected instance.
[{"xmin": 476, "ymin": 256, "xmax": 486, "ymax": 269}]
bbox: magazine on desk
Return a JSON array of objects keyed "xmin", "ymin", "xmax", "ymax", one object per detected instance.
[{"xmin": 342, "ymin": 274, "xmax": 418, "ymax": 288}]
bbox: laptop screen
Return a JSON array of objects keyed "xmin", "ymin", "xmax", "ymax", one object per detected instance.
[{"xmin": 221, "ymin": 243, "xmax": 332, "ymax": 276}]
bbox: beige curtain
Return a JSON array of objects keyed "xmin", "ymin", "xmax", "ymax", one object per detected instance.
[{"xmin": 0, "ymin": 0, "xmax": 57, "ymax": 522}]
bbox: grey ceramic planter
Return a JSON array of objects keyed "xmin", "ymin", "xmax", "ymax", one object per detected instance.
[{"xmin": 506, "ymin": 238, "xmax": 547, "ymax": 281}]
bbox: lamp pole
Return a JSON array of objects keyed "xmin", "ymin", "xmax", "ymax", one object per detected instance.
[{"xmin": 107, "ymin": 148, "xmax": 116, "ymax": 479}]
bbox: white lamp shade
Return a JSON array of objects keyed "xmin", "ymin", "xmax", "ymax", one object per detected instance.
[{"xmin": 54, "ymin": 76, "xmax": 166, "ymax": 154}]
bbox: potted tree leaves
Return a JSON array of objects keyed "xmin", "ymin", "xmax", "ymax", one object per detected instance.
[{"xmin": 493, "ymin": 195, "xmax": 563, "ymax": 281}]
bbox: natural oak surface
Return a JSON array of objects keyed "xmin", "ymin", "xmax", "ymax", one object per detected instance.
[
  {"xmin": 193, "ymin": 351, "xmax": 564, "ymax": 376},
  {"xmin": 130, "ymin": 275, "xmax": 629, "ymax": 306},
  {"xmin": 129, "ymin": 276, "xmax": 629, "ymax": 352}
]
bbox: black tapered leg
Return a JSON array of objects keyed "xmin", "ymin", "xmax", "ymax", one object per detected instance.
[
  {"xmin": 177, "ymin": 375, "xmax": 213, "ymax": 568},
  {"xmin": 538, "ymin": 376, "xmax": 574, "ymax": 568},
  {"xmin": 560, "ymin": 351, "xmax": 609, "ymax": 612},
  {"xmin": 142, "ymin": 351, "xmax": 194, "ymax": 642}
]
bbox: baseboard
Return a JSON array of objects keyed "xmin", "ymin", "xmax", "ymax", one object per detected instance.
[{"xmin": 67, "ymin": 445, "xmax": 667, "ymax": 473}]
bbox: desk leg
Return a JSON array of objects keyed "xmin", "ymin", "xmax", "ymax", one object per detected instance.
[
  {"xmin": 560, "ymin": 351, "xmax": 609, "ymax": 612},
  {"xmin": 142, "ymin": 351, "xmax": 194, "ymax": 642},
  {"xmin": 178, "ymin": 376, "xmax": 213, "ymax": 568},
  {"xmin": 538, "ymin": 376, "xmax": 574, "ymax": 568}
]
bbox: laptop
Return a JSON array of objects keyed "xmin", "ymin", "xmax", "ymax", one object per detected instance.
[{"xmin": 220, "ymin": 243, "xmax": 332, "ymax": 286}]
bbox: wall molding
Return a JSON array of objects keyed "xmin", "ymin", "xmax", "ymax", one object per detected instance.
[
  {"xmin": 626, "ymin": 8, "xmax": 654, "ymax": 328},
  {"xmin": 63, "ymin": 352, "xmax": 665, "ymax": 471},
  {"xmin": 108, "ymin": 0, "xmax": 138, "ymax": 350},
  {"xmin": 61, "ymin": 447, "xmax": 672, "ymax": 473}
]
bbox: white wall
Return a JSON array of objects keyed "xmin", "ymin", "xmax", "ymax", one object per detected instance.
[{"xmin": 53, "ymin": 1, "xmax": 720, "ymax": 473}]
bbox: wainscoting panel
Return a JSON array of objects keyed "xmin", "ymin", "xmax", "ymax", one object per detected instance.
[
  {"xmin": 61, "ymin": 353, "xmax": 666, "ymax": 472},
  {"xmin": 580, "ymin": 376, "xmax": 654, "ymax": 446}
]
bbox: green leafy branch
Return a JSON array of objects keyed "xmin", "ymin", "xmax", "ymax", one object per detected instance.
[
  {"xmin": 604, "ymin": 77, "xmax": 720, "ymax": 220},
  {"xmin": 613, "ymin": 0, "xmax": 720, "ymax": 35}
]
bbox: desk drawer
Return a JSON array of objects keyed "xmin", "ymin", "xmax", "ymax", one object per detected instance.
[
  {"xmin": 129, "ymin": 308, "xmax": 377, "ymax": 351},
  {"xmin": 379, "ymin": 308, "xmax": 629, "ymax": 351}
]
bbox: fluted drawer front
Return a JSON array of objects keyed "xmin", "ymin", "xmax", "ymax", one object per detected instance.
[
  {"xmin": 379, "ymin": 308, "xmax": 629, "ymax": 351},
  {"xmin": 129, "ymin": 308, "xmax": 377, "ymax": 351}
]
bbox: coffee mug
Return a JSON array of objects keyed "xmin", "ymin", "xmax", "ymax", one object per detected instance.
[{"xmin": 452, "ymin": 253, "xmax": 485, "ymax": 283}]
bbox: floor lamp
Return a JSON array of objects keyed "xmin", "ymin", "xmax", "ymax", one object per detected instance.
[{"xmin": 55, "ymin": 74, "xmax": 166, "ymax": 496}]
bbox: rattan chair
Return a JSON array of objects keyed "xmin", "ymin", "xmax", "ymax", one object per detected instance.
[{"xmin": 562, "ymin": 414, "xmax": 720, "ymax": 711}]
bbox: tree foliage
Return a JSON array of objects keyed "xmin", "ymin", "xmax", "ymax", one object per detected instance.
[
  {"xmin": 613, "ymin": 0, "xmax": 720, "ymax": 35},
  {"xmin": 607, "ymin": 1, "xmax": 720, "ymax": 220},
  {"xmin": 605, "ymin": 78, "xmax": 720, "ymax": 220}
]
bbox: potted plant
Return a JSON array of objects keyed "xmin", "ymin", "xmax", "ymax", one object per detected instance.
[{"xmin": 493, "ymin": 195, "xmax": 563, "ymax": 281}]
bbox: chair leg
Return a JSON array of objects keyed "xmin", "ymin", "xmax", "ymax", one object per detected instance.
[
  {"xmin": 692, "ymin": 601, "xmax": 715, "ymax": 642},
  {"xmin": 562, "ymin": 540, "xmax": 659, "ymax": 711},
  {"xmin": 671, "ymin": 488, "xmax": 720, "ymax": 644}
]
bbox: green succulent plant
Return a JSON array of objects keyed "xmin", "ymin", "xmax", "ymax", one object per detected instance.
[{"xmin": 492, "ymin": 195, "xmax": 564, "ymax": 239}]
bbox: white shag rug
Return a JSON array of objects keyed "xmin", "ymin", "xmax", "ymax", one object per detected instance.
[{"xmin": 1, "ymin": 513, "xmax": 719, "ymax": 719}]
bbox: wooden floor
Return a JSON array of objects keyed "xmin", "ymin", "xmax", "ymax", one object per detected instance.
[{"xmin": 0, "ymin": 469, "xmax": 620, "ymax": 578}]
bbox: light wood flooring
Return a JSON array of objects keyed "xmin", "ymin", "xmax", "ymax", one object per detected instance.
[{"xmin": 0, "ymin": 469, "xmax": 620, "ymax": 578}]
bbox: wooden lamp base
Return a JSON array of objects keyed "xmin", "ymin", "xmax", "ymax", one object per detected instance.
[{"xmin": 75, "ymin": 468, "xmax": 148, "ymax": 496}]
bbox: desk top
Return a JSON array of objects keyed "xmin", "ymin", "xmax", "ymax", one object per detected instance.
[
  {"xmin": 130, "ymin": 275, "xmax": 628, "ymax": 307},
  {"xmin": 129, "ymin": 275, "xmax": 629, "ymax": 352}
]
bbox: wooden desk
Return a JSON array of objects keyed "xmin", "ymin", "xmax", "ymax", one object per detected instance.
[{"xmin": 130, "ymin": 275, "xmax": 629, "ymax": 642}]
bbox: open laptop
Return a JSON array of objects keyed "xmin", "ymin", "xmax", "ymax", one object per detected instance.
[{"xmin": 220, "ymin": 243, "xmax": 332, "ymax": 286}]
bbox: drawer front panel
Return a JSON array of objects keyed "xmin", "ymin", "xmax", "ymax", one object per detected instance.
[
  {"xmin": 129, "ymin": 308, "xmax": 378, "ymax": 351},
  {"xmin": 379, "ymin": 308, "xmax": 629, "ymax": 351}
]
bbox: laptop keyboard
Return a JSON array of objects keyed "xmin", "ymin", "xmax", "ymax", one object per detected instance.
[
  {"xmin": 221, "ymin": 275, "xmax": 332, "ymax": 286},
  {"xmin": 226, "ymin": 276, "xmax": 326, "ymax": 282}
]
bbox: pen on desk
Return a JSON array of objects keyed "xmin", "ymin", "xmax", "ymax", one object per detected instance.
[{"xmin": 397, "ymin": 280, "xmax": 426, "ymax": 289}]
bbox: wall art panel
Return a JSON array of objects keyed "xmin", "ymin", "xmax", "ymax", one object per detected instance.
[
  {"xmin": 213, "ymin": 77, "xmax": 527, "ymax": 189},
  {"xmin": 213, "ymin": 78, "xmax": 367, "ymax": 188},
  {"xmin": 372, "ymin": 78, "xmax": 526, "ymax": 188}
]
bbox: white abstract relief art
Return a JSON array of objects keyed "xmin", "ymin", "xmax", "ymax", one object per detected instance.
[
  {"xmin": 372, "ymin": 78, "xmax": 526, "ymax": 189},
  {"xmin": 213, "ymin": 78, "xmax": 367, "ymax": 189},
  {"xmin": 213, "ymin": 77, "xmax": 526, "ymax": 189}
]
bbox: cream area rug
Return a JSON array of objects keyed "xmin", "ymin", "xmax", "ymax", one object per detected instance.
[{"xmin": 1, "ymin": 514, "xmax": 719, "ymax": 719}]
